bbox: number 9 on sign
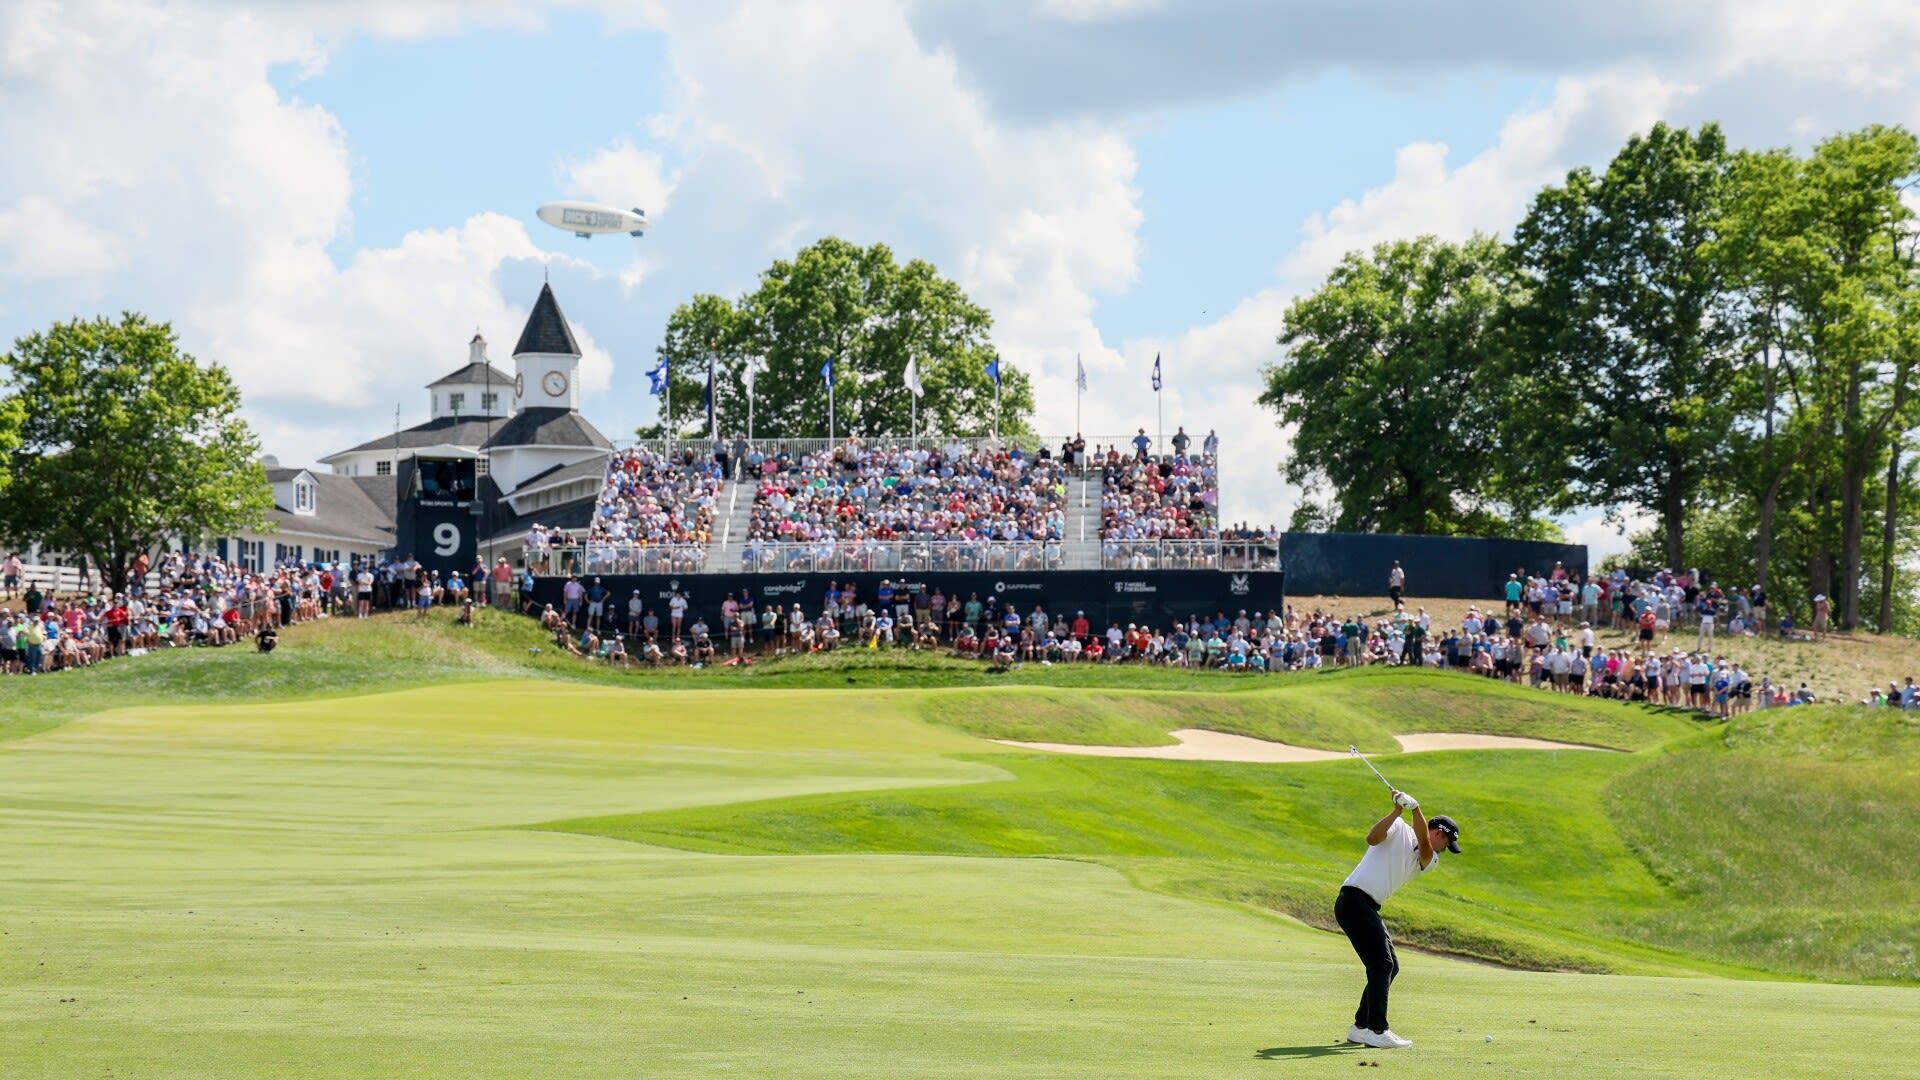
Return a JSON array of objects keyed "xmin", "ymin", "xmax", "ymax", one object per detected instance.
[{"xmin": 433, "ymin": 522, "xmax": 461, "ymax": 556}]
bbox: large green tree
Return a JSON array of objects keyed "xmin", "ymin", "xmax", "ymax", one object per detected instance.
[
  {"xmin": 1788, "ymin": 126, "xmax": 1920, "ymax": 629},
  {"xmin": 1260, "ymin": 234, "xmax": 1535, "ymax": 534},
  {"xmin": 0, "ymin": 314, "xmax": 275, "ymax": 593},
  {"xmin": 1503, "ymin": 122, "xmax": 1741, "ymax": 569},
  {"xmin": 643, "ymin": 237, "xmax": 1032, "ymax": 441}
]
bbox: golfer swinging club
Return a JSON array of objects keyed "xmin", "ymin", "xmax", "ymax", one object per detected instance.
[{"xmin": 1335, "ymin": 786, "xmax": 1461, "ymax": 1050}]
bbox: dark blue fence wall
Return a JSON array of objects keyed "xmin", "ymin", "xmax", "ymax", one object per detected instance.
[
  {"xmin": 530, "ymin": 568, "xmax": 1285, "ymax": 634},
  {"xmin": 1279, "ymin": 532, "xmax": 1587, "ymax": 601}
]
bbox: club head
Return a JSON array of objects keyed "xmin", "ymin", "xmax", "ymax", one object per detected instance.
[{"xmin": 1348, "ymin": 744, "xmax": 1360, "ymax": 755}]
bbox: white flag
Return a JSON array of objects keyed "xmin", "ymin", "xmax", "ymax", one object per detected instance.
[
  {"xmin": 905, "ymin": 357, "xmax": 924, "ymax": 398},
  {"xmin": 1076, "ymin": 353, "xmax": 1087, "ymax": 391}
]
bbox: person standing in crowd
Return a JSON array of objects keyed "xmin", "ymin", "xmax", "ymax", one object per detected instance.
[
  {"xmin": 1, "ymin": 553, "xmax": 21, "ymax": 600},
  {"xmin": 1812, "ymin": 593, "xmax": 1831, "ymax": 640},
  {"xmin": 1335, "ymin": 786, "xmax": 1461, "ymax": 1051},
  {"xmin": 1387, "ymin": 561, "xmax": 1405, "ymax": 607},
  {"xmin": 1132, "ymin": 427, "xmax": 1151, "ymax": 462}
]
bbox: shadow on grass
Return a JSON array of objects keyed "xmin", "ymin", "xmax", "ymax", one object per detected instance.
[{"xmin": 1254, "ymin": 1042, "xmax": 1364, "ymax": 1060}]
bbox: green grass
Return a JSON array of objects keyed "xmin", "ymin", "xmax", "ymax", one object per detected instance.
[{"xmin": 5, "ymin": 619, "xmax": 1920, "ymax": 1076}]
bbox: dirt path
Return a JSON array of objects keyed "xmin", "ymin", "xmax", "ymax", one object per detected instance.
[{"xmin": 993, "ymin": 728, "xmax": 1613, "ymax": 762}]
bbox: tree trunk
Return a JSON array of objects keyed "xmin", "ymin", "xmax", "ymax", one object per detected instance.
[
  {"xmin": 1809, "ymin": 477, "xmax": 1834, "ymax": 617},
  {"xmin": 1841, "ymin": 465, "xmax": 1864, "ymax": 630},
  {"xmin": 1878, "ymin": 435, "xmax": 1902, "ymax": 633},
  {"xmin": 1663, "ymin": 474, "xmax": 1686, "ymax": 572},
  {"xmin": 1757, "ymin": 479, "xmax": 1779, "ymax": 591},
  {"xmin": 1756, "ymin": 336, "xmax": 1778, "ymax": 590}
]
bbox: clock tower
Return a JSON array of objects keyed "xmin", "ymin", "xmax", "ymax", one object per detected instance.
[
  {"xmin": 510, "ymin": 282, "xmax": 581, "ymax": 412},
  {"xmin": 482, "ymin": 281, "xmax": 612, "ymax": 496}
]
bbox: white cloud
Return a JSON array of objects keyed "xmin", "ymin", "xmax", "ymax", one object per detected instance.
[
  {"xmin": 557, "ymin": 138, "xmax": 680, "ymax": 219},
  {"xmin": 0, "ymin": 195, "xmax": 126, "ymax": 283},
  {"xmin": 1563, "ymin": 508, "xmax": 1656, "ymax": 568},
  {"xmin": 0, "ymin": 0, "xmax": 611, "ymax": 468},
  {"xmin": 9, "ymin": 0, "xmax": 1920, "ymax": 518}
]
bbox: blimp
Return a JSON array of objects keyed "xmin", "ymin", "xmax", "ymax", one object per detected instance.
[{"xmin": 536, "ymin": 201, "xmax": 648, "ymax": 239}]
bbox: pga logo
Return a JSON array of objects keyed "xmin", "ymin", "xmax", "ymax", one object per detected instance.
[{"xmin": 1229, "ymin": 574, "xmax": 1251, "ymax": 596}]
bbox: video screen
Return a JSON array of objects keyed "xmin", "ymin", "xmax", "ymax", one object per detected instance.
[{"xmin": 416, "ymin": 457, "xmax": 477, "ymax": 502}]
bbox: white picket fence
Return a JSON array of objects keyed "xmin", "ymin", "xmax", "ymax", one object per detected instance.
[{"xmin": 8, "ymin": 560, "xmax": 162, "ymax": 597}]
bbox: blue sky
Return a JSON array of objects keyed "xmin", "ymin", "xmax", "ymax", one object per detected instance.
[{"xmin": 7, "ymin": 1, "xmax": 1920, "ymax": 559}]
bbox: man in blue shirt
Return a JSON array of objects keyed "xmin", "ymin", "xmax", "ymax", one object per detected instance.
[{"xmin": 1132, "ymin": 428, "xmax": 1151, "ymax": 461}]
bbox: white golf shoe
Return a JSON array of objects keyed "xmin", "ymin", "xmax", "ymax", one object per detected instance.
[
  {"xmin": 1362, "ymin": 1029, "xmax": 1413, "ymax": 1050},
  {"xmin": 1347, "ymin": 1025, "xmax": 1369, "ymax": 1044}
]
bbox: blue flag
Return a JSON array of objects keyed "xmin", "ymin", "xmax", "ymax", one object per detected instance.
[
  {"xmin": 1151, "ymin": 352, "xmax": 1162, "ymax": 392},
  {"xmin": 821, "ymin": 357, "xmax": 834, "ymax": 387},
  {"xmin": 647, "ymin": 357, "xmax": 670, "ymax": 396},
  {"xmin": 986, "ymin": 356, "xmax": 1001, "ymax": 386}
]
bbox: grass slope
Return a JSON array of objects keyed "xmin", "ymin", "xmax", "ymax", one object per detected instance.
[{"xmin": 7, "ymin": 616, "xmax": 1920, "ymax": 1075}]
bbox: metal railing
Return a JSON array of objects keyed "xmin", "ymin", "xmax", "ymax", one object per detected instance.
[
  {"xmin": 737, "ymin": 539, "xmax": 1062, "ymax": 574},
  {"xmin": 1100, "ymin": 539, "xmax": 1282, "ymax": 572},
  {"xmin": 531, "ymin": 545, "xmax": 711, "ymax": 576}
]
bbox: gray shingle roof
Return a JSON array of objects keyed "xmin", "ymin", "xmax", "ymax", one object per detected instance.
[
  {"xmin": 481, "ymin": 407, "xmax": 612, "ymax": 451},
  {"xmin": 323, "ymin": 416, "xmax": 503, "ymax": 460},
  {"xmin": 267, "ymin": 473, "xmax": 398, "ymax": 548},
  {"xmin": 513, "ymin": 283, "xmax": 580, "ymax": 357},
  {"xmin": 510, "ymin": 456, "xmax": 608, "ymax": 493},
  {"xmin": 427, "ymin": 361, "xmax": 513, "ymax": 388}
]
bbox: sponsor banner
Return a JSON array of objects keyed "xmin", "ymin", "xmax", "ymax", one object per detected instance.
[{"xmin": 527, "ymin": 568, "xmax": 1284, "ymax": 634}]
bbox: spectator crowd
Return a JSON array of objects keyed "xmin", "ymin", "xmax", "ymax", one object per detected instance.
[
  {"xmin": 740, "ymin": 438, "xmax": 1065, "ymax": 572},
  {"xmin": 1, "ymin": 549, "xmax": 531, "ymax": 678}
]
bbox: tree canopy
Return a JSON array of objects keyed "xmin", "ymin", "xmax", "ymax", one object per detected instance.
[
  {"xmin": 1261, "ymin": 121, "xmax": 1920, "ymax": 631},
  {"xmin": 640, "ymin": 237, "xmax": 1032, "ymax": 441},
  {"xmin": 0, "ymin": 314, "xmax": 275, "ymax": 593},
  {"xmin": 1261, "ymin": 234, "xmax": 1545, "ymax": 535}
]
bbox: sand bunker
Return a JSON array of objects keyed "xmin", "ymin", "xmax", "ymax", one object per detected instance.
[{"xmin": 993, "ymin": 728, "xmax": 1612, "ymax": 762}]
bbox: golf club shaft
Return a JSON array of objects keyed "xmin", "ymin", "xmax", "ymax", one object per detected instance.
[{"xmin": 1349, "ymin": 745, "xmax": 1394, "ymax": 792}]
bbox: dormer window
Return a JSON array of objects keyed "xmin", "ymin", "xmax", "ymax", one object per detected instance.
[{"xmin": 295, "ymin": 480, "xmax": 315, "ymax": 514}]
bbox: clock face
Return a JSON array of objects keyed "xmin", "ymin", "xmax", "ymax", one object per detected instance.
[
  {"xmin": 542, "ymin": 370, "xmax": 568, "ymax": 397},
  {"xmin": 514, "ymin": 372, "xmax": 525, "ymax": 398}
]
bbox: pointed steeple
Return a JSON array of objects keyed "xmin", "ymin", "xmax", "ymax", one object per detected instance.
[{"xmin": 513, "ymin": 282, "xmax": 581, "ymax": 357}]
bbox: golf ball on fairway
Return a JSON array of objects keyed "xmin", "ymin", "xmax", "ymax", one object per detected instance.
[{"xmin": 1485, "ymin": 1036, "xmax": 1493, "ymax": 1043}]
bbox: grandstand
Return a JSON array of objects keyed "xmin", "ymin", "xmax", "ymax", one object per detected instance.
[{"xmin": 523, "ymin": 430, "xmax": 1283, "ymax": 632}]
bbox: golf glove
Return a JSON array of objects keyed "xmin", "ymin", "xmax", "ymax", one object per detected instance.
[{"xmin": 1393, "ymin": 791, "xmax": 1419, "ymax": 811}]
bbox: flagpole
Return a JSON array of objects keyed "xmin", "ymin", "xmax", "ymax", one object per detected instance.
[{"xmin": 1076, "ymin": 353, "xmax": 1082, "ymax": 438}]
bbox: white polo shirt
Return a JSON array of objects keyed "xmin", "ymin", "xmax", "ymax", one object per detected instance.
[{"xmin": 1342, "ymin": 819, "xmax": 1438, "ymax": 905}]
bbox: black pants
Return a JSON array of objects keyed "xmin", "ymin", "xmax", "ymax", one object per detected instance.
[{"xmin": 1335, "ymin": 885, "xmax": 1398, "ymax": 1033}]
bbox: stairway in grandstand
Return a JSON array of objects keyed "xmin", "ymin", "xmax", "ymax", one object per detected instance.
[
  {"xmin": 707, "ymin": 479, "xmax": 753, "ymax": 572},
  {"xmin": 1062, "ymin": 473, "xmax": 1101, "ymax": 570}
]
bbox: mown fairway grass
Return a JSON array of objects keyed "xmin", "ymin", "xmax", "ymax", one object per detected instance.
[{"xmin": 2, "ymin": 613, "xmax": 1918, "ymax": 1077}]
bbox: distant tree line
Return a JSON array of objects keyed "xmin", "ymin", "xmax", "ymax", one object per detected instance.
[{"xmin": 1261, "ymin": 123, "xmax": 1920, "ymax": 633}]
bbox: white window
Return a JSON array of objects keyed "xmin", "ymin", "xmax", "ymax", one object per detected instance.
[
  {"xmin": 476, "ymin": 456, "xmax": 490, "ymax": 476},
  {"xmin": 295, "ymin": 482, "xmax": 314, "ymax": 511},
  {"xmin": 449, "ymin": 393, "xmax": 466, "ymax": 413},
  {"xmin": 481, "ymin": 392, "xmax": 498, "ymax": 411},
  {"xmin": 376, "ymin": 460, "xmax": 393, "ymax": 477}
]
